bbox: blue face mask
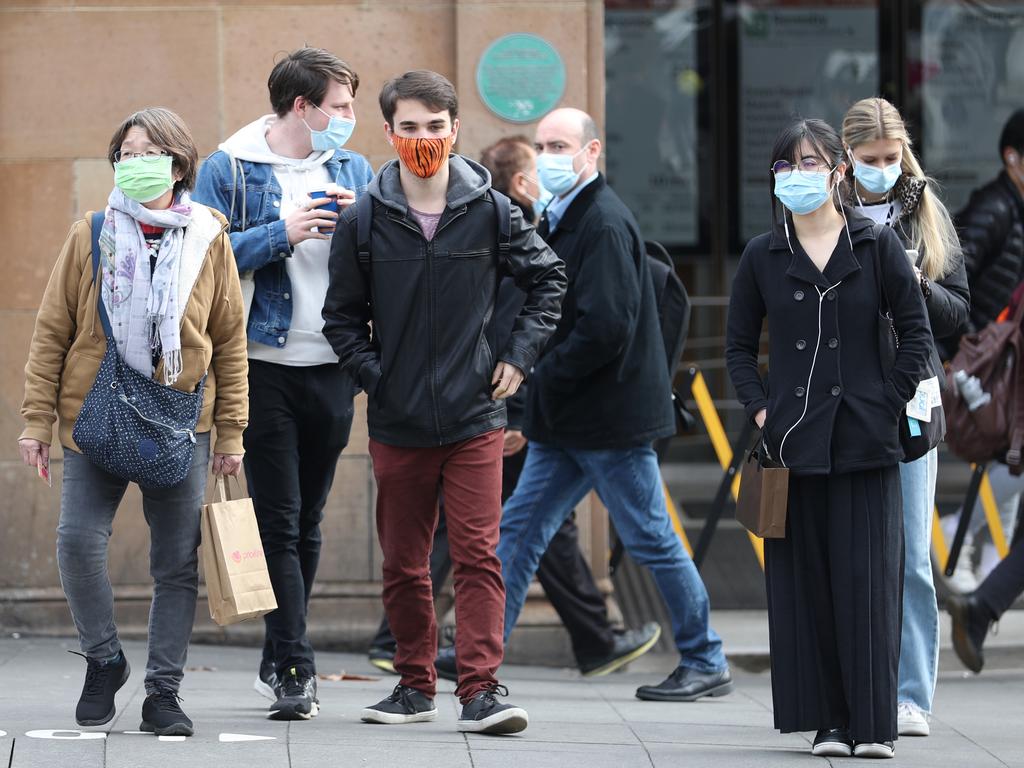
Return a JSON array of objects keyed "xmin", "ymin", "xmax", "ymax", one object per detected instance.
[
  {"xmin": 522, "ymin": 174, "xmax": 553, "ymax": 219},
  {"xmin": 304, "ymin": 104, "xmax": 355, "ymax": 151},
  {"xmin": 774, "ymin": 169, "xmax": 834, "ymax": 215},
  {"xmin": 851, "ymin": 154, "xmax": 902, "ymax": 195},
  {"xmin": 536, "ymin": 146, "xmax": 588, "ymax": 196}
]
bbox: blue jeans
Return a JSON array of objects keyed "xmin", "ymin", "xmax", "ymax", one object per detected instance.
[
  {"xmin": 57, "ymin": 434, "xmax": 210, "ymax": 694},
  {"xmin": 898, "ymin": 448, "xmax": 939, "ymax": 712},
  {"xmin": 498, "ymin": 441, "xmax": 726, "ymax": 672}
]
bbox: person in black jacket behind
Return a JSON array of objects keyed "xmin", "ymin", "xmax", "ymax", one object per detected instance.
[
  {"xmin": 958, "ymin": 108, "xmax": 1024, "ymax": 334},
  {"xmin": 726, "ymin": 118, "xmax": 931, "ymax": 760},
  {"xmin": 497, "ymin": 108, "xmax": 732, "ymax": 705},
  {"xmin": 841, "ymin": 97, "xmax": 968, "ymax": 738},
  {"xmin": 323, "ymin": 71, "xmax": 566, "ymax": 735}
]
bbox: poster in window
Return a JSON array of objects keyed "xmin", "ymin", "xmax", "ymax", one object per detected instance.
[
  {"xmin": 739, "ymin": 1, "xmax": 879, "ymax": 242},
  {"xmin": 606, "ymin": 4, "xmax": 702, "ymax": 247},
  {"xmin": 920, "ymin": 1, "xmax": 1024, "ymax": 214}
]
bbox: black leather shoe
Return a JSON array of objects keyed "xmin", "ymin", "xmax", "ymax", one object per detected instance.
[
  {"xmin": 579, "ymin": 622, "xmax": 662, "ymax": 677},
  {"xmin": 812, "ymin": 727, "xmax": 853, "ymax": 757},
  {"xmin": 635, "ymin": 665, "xmax": 733, "ymax": 701},
  {"xmin": 948, "ymin": 593, "xmax": 991, "ymax": 673},
  {"xmin": 434, "ymin": 645, "xmax": 458, "ymax": 682}
]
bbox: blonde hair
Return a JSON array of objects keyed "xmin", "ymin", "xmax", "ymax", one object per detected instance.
[{"xmin": 842, "ymin": 97, "xmax": 959, "ymax": 280}]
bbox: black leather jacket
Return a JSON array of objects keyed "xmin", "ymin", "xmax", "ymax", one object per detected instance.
[
  {"xmin": 323, "ymin": 155, "xmax": 566, "ymax": 447},
  {"xmin": 957, "ymin": 171, "xmax": 1024, "ymax": 331}
]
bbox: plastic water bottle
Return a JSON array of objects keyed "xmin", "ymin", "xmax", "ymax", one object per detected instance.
[{"xmin": 954, "ymin": 369, "xmax": 991, "ymax": 411}]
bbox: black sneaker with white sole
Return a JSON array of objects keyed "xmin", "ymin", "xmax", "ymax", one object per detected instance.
[
  {"xmin": 854, "ymin": 741, "xmax": 895, "ymax": 759},
  {"xmin": 140, "ymin": 688, "xmax": 194, "ymax": 737},
  {"xmin": 361, "ymin": 684, "xmax": 438, "ymax": 724},
  {"xmin": 70, "ymin": 649, "xmax": 130, "ymax": 727},
  {"xmin": 254, "ymin": 658, "xmax": 278, "ymax": 702},
  {"xmin": 457, "ymin": 684, "xmax": 528, "ymax": 735},
  {"xmin": 812, "ymin": 727, "xmax": 853, "ymax": 757},
  {"xmin": 269, "ymin": 667, "xmax": 319, "ymax": 720}
]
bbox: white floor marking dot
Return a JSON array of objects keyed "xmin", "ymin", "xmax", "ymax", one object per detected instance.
[
  {"xmin": 0, "ymin": 730, "xmax": 6, "ymax": 737},
  {"xmin": 219, "ymin": 733, "xmax": 277, "ymax": 742},
  {"xmin": 25, "ymin": 730, "xmax": 106, "ymax": 740},
  {"xmin": 158, "ymin": 735, "xmax": 187, "ymax": 742}
]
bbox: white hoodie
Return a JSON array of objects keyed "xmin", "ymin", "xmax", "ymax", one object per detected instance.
[{"xmin": 219, "ymin": 115, "xmax": 338, "ymax": 366}]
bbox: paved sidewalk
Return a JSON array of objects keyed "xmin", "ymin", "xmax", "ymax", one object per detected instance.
[{"xmin": 0, "ymin": 634, "xmax": 1022, "ymax": 767}]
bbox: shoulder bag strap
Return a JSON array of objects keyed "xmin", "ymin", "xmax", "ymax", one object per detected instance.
[{"xmin": 90, "ymin": 211, "xmax": 114, "ymax": 339}]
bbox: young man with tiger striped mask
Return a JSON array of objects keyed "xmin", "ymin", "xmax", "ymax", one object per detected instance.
[{"xmin": 323, "ymin": 70, "xmax": 566, "ymax": 734}]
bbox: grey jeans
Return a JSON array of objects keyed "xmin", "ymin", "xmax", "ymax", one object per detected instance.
[{"xmin": 57, "ymin": 433, "xmax": 210, "ymax": 694}]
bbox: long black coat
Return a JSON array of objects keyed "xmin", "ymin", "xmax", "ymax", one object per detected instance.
[
  {"xmin": 523, "ymin": 175, "xmax": 675, "ymax": 449},
  {"xmin": 726, "ymin": 210, "xmax": 932, "ymax": 475}
]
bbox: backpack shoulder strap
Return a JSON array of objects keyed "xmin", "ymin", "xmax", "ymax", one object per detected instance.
[
  {"xmin": 356, "ymin": 192, "xmax": 373, "ymax": 273},
  {"xmin": 490, "ymin": 189, "xmax": 511, "ymax": 263},
  {"xmin": 89, "ymin": 211, "xmax": 113, "ymax": 338}
]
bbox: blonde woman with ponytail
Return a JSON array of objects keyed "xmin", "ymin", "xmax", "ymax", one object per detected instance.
[{"xmin": 842, "ymin": 97, "xmax": 970, "ymax": 739}]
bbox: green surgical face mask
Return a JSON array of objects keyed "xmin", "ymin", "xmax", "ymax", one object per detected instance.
[{"xmin": 114, "ymin": 155, "xmax": 174, "ymax": 203}]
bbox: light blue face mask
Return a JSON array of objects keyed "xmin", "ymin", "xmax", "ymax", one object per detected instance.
[
  {"xmin": 304, "ymin": 104, "xmax": 355, "ymax": 151},
  {"xmin": 536, "ymin": 146, "xmax": 588, "ymax": 196},
  {"xmin": 774, "ymin": 168, "xmax": 834, "ymax": 215},
  {"xmin": 850, "ymin": 151, "xmax": 902, "ymax": 195},
  {"xmin": 522, "ymin": 174, "xmax": 553, "ymax": 219}
]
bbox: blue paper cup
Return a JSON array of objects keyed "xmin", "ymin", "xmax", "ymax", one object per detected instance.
[{"xmin": 309, "ymin": 189, "xmax": 339, "ymax": 234}]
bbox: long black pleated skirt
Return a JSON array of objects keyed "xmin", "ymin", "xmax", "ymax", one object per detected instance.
[{"xmin": 764, "ymin": 465, "xmax": 903, "ymax": 743}]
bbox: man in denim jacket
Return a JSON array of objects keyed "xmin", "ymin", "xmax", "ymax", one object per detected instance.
[{"xmin": 194, "ymin": 47, "xmax": 373, "ymax": 721}]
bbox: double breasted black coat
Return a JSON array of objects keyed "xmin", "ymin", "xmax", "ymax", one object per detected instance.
[{"xmin": 726, "ymin": 209, "xmax": 932, "ymax": 475}]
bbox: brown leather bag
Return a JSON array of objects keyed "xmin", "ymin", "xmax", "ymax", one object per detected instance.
[{"xmin": 942, "ymin": 296, "xmax": 1024, "ymax": 474}]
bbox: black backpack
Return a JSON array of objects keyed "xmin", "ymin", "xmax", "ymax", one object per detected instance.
[{"xmin": 645, "ymin": 240, "xmax": 691, "ymax": 380}]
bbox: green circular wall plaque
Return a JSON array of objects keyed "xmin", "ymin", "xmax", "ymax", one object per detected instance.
[{"xmin": 476, "ymin": 34, "xmax": 566, "ymax": 123}]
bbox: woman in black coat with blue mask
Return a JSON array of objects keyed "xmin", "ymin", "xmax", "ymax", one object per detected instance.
[{"xmin": 726, "ymin": 118, "xmax": 932, "ymax": 759}]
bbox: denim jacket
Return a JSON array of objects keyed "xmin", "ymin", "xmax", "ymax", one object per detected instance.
[{"xmin": 193, "ymin": 148, "xmax": 374, "ymax": 348}]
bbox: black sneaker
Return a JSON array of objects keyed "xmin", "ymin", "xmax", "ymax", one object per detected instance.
[
  {"xmin": 434, "ymin": 645, "xmax": 458, "ymax": 682},
  {"xmin": 812, "ymin": 727, "xmax": 853, "ymax": 757},
  {"xmin": 579, "ymin": 622, "xmax": 662, "ymax": 677},
  {"xmin": 854, "ymin": 741, "xmax": 895, "ymax": 759},
  {"xmin": 268, "ymin": 667, "xmax": 319, "ymax": 720},
  {"xmin": 948, "ymin": 593, "xmax": 992, "ymax": 673},
  {"xmin": 140, "ymin": 688, "xmax": 194, "ymax": 737},
  {"xmin": 360, "ymin": 684, "xmax": 438, "ymax": 724},
  {"xmin": 457, "ymin": 684, "xmax": 528, "ymax": 735},
  {"xmin": 254, "ymin": 657, "xmax": 278, "ymax": 702},
  {"xmin": 367, "ymin": 646, "xmax": 397, "ymax": 675},
  {"xmin": 70, "ymin": 649, "xmax": 130, "ymax": 727}
]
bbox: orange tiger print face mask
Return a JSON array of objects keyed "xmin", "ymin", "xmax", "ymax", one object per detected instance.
[{"xmin": 392, "ymin": 133, "xmax": 454, "ymax": 178}]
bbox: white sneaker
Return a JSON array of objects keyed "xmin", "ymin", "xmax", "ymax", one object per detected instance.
[
  {"xmin": 978, "ymin": 542, "xmax": 1002, "ymax": 582},
  {"xmin": 897, "ymin": 701, "xmax": 930, "ymax": 736},
  {"xmin": 854, "ymin": 741, "xmax": 895, "ymax": 759},
  {"xmin": 946, "ymin": 532, "xmax": 979, "ymax": 594}
]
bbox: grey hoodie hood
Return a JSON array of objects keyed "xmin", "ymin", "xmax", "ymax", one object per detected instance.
[
  {"xmin": 369, "ymin": 154, "xmax": 492, "ymax": 214},
  {"xmin": 219, "ymin": 115, "xmax": 333, "ymax": 171}
]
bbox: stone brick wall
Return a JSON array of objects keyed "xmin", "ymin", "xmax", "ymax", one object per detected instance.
[{"xmin": 0, "ymin": 0, "xmax": 610, "ymax": 661}]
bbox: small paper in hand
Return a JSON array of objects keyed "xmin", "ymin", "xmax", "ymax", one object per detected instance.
[{"xmin": 37, "ymin": 455, "xmax": 51, "ymax": 487}]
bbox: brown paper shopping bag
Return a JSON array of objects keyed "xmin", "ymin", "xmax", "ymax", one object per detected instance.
[
  {"xmin": 735, "ymin": 443, "xmax": 789, "ymax": 539},
  {"xmin": 201, "ymin": 476, "xmax": 277, "ymax": 625}
]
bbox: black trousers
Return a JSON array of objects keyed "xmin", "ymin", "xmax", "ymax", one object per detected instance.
[
  {"xmin": 976, "ymin": 532, "xmax": 1024, "ymax": 619},
  {"xmin": 371, "ymin": 444, "xmax": 615, "ymax": 665},
  {"xmin": 764, "ymin": 466, "xmax": 903, "ymax": 744},
  {"xmin": 245, "ymin": 360, "xmax": 354, "ymax": 678}
]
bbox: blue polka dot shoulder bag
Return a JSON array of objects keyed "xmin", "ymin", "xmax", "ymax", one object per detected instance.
[{"xmin": 71, "ymin": 212, "xmax": 206, "ymax": 488}]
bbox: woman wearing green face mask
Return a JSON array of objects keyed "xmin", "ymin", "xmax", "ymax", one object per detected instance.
[{"xmin": 17, "ymin": 107, "xmax": 249, "ymax": 738}]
